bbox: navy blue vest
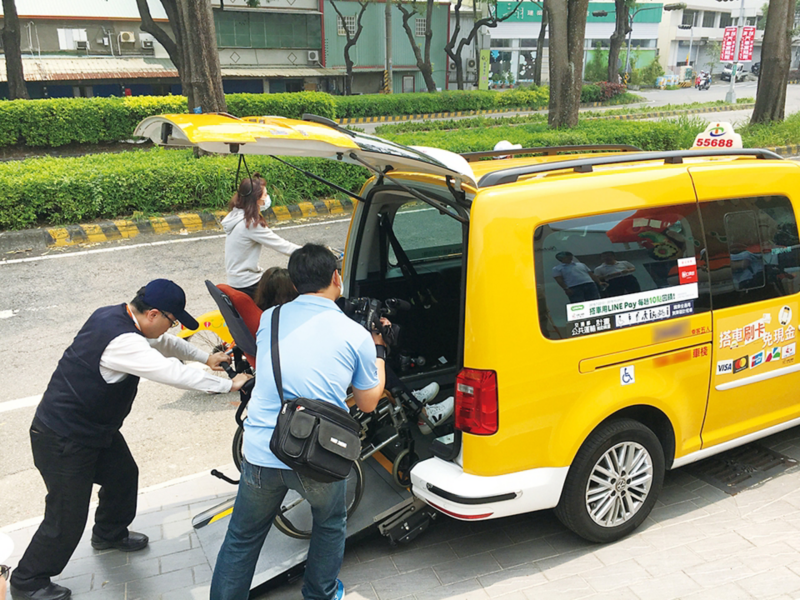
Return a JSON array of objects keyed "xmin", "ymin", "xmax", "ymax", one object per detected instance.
[{"xmin": 36, "ymin": 303, "xmax": 143, "ymax": 448}]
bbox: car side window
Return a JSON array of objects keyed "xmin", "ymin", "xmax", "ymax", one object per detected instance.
[
  {"xmin": 387, "ymin": 201, "xmax": 463, "ymax": 265},
  {"xmin": 698, "ymin": 195, "xmax": 800, "ymax": 310},
  {"xmin": 534, "ymin": 204, "xmax": 710, "ymax": 340}
]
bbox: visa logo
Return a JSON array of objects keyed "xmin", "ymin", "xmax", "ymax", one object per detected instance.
[{"xmin": 716, "ymin": 360, "xmax": 733, "ymax": 375}]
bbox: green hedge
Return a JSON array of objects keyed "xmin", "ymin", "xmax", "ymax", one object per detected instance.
[
  {"xmin": 0, "ymin": 148, "xmax": 365, "ymax": 230},
  {"xmin": 0, "ymin": 87, "xmax": 639, "ymax": 149}
]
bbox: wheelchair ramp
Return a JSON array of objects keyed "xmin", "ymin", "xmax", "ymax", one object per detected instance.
[{"xmin": 192, "ymin": 457, "xmax": 411, "ymax": 596}]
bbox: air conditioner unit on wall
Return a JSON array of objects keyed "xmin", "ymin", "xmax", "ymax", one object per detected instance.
[
  {"xmin": 76, "ymin": 40, "xmax": 88, "ymax": 50},
  {"xmin": 119, "ymin": 31, "xmax": 136, "ymax": 43},
  {"xmin": 308, "ymin": 50, "xmax": 320, "ymax": 63},
  {"xmin": 449, "ymin": 61, "xmax": 457, "ymax": 71},
  {"xmin": 468, "ymin": 58, "xmax": 477, "ymax": 69},
  {"xmin": 142, "ymin": 39, "xmax": 154, "ymax": 48}
]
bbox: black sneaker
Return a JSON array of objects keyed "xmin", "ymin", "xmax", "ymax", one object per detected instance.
[
  {"xmin": 9, "ymin": 582, "xmax": 71, "ymax": 600},
  {"xmin": 91, "ymin": 531, "xmax": 149, "ymax": 552}
]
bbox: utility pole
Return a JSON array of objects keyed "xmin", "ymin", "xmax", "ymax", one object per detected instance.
[
  {"xmin": 725, "ymin": 0, "xmax": 746, "ymax": 103},
  {"xmin": 385, "ymin": 0, "xmax": 393, "ymax": 93}
]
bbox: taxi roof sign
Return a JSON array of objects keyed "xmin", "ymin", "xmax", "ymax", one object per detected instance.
[{"xmin": 692, "ymin": 121, "xmax": 743, "ymax": 150}]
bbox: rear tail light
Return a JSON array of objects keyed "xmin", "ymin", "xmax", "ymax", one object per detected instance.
[{"xmin": 455, "ymin": 368, "xmax": 498, "ymax": 435}]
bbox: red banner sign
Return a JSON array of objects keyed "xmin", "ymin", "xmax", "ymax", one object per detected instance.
[
  {"xmin": 738, "ymin": 26, "xmax": 756, "ymax": 61},
  {"xmin": 721, "ymin": 26, "xmax": 737, "ymax": 62}
]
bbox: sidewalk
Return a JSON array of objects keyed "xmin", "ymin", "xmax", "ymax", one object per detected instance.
[{"xmin": 6, "ymin": 424, "xmax": 800, "ymax": 600}]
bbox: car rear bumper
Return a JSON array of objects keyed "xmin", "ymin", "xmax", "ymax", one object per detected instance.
[{"xmin": 410, "ymin": 457, "xmax": 569, "ymax": 520}]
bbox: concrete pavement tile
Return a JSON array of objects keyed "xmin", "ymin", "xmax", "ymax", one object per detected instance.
[
  {"xmin": 125, "ymin": 567, "xmax": 195, "ymax": 599},
  {"xmin": 627, "ymin": 571, "xmax": 702, "ymax": 600},
  {"xmin": 134, "ymin": 534, "xmax": 192, "ymax": 559},
  {"xmin": 132, "ymin": 505, "xmax": 191, "ymax": 530},
  {"xmin": 633, "ymin": 545, "xmax": 704, "ymax": 578},
  {"xmin": 690, "ymin": 531, "xmax": 754, "ymax": 560},
  {"xmin": 371, "ymin": 567, "xmax": 441, "ymax": 600},
  {"xmin": 254, "ymin": 578, "xmax": 303, "ymax": 600},
  {"xmin": 737, "ymin": 541, "xmax": 799, "ymax": 571},
  {"xmin": 342, "ymin": 582, "xmax": 379, "ymax": 600},
  {"xmin": 639, "ymin": 521, "xmax": 709, "ymax": 551},
  {"xmin": 51, "ymin": 572, "xmax": 94, "ymax": 595},
  {"xmin": 134, "ymin": 523, "xmax": 164, "ymax": 544},
  {"xmin": 541, "ymin": 531, "xmax": 594, "ymax": 556},
  {"xmin": 414, "ymin": 578, "xmax": 490, "ymax": 600},
  {"xmin": 339, "ymin": 556, "xmax": 398, "ymax": 585},
  {"xmin": 681, "ymin": 581, "xmax": 754, "ymax": 599},
  {"xmin": 501, "ymin": 513, "xmax": 566, "ymax": 545},
  {"xmin": 451, "ymin": 529, "xmax": 514, "ymax": 559},
  {"xmin": 58, "ymin": 551, "xmax": 130, "ymax": 580},
  {"xmin": 353, "ymin": 532, "xmax": 397, "ymax": 564},
  {"xmin": 162, "ymin": 518, "xmax": 193, "ymax": 540},
  {"xmin": 521, "ymin": 575, "xmax": 593, "ymax": 600},
  {"xmin": 579, "ymin": 558, "xmax": 651, "ymax": 593},
  {"xmin": 689, "ymin": 483, "xmax": 733, "ymax": 509},
  {"xmin": 581, "ymin": 589, "xmax": 640, "ymax": 600},
  {"xmin": 477, "ymin": 561, "xmax": 546, "ymax": 597},
  {"xmin": 745, "ymin": 500, "xmax": 800, "ymax": 524},
  {"xmin": 655, "ymin": 481, "xmax": 703, "ymax": 506},
  {"xmin": 736, "ymin": 567, "xmax": 800, "ymax": 598},
  {"xmin": 490, "ymin": 537, "xmax": 559, "ymax": 569},
  {"xmin": 590, "ymin": 534, "xmax": 657, "ymax": 567},
  {"xmin": 192, "ymin": 563, "xmax": 212, "ymax": 585},
  {"xmin": 647, "ymin": 500, "xmax": 709, "ymax": 526},
  {"xmin": 434, "ymin": 551, "xmax": 503, "ymax": 586},
  {"xmin": 662, "ymin": 469, "xmax": 698, "ymax": 487},
  {"xmin": 159, "ymin": 548, "xmax": 209, "ymax": 574},
  {"xmin": 94, "ymin": 556, "xmax": 160, "ymax": 587},
  {"xmin": 391, "ymin": 542, "xmax": 457, "ymax": 574},
  {"xmin": 736, "ymin": 519, "xmax": 800, "ymax": 546},
  {"xmin": 71, "ymin": 582, "xmax": 127, "ymax": 600},
  {"xmin": 684, "ymin": 556, "xmax": 756, "ymax": 587},
  {"xmin": 161, "ymin": 586, "xmax": 212, "ymax": 600},
  {"xmin": 408, "ymin": 516, "xmax": 473, "ymax": 549},
  {"xmin": 534, "ymin": 551, "xmax": 604, "ymax": 582}
]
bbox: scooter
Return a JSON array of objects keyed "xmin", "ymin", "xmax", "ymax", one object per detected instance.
[{"xmin": 695, "ymin": 72, "xmax": 711, "ymax": 91}]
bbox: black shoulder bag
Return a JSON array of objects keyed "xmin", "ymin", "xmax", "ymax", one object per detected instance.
[{"xmin": 268, "ymin": 305, "xmax": 362, "ymax": 483}]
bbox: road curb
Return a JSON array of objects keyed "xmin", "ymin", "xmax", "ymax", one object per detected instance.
[
  {"xmin": 587, "ymin": 103, "xmax": 756, "ymax": 121},
  {"xmin": 0, "ymin": 198, "xmax": 354, "ymax": 255}
]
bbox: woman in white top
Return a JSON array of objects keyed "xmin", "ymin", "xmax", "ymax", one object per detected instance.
[{"xmin": 222, "ymin": 174, "xmax": 302, "ymax": 297}]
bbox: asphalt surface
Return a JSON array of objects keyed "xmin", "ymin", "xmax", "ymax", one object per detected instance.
[{"xmin": 0, "ymin": 217, "xmax": 350, "ymax": 527}]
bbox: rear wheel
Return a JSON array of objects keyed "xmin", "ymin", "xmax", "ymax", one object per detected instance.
[
  {"xmin": 188, "ymin": 331, "xmax": 230, "ymax": 378},
  {"xmin": 555, "ymin": 419, "xmax": 664, "ymax": 543},
  {"xmin": 273, "ymin": 461, "xmax": 365, "ymax": 540},
  {"xmin": 232, "ymin": 426, "xmax": 244, "ymax": 472}
]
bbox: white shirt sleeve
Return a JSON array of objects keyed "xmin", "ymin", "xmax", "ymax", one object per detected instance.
[
  {"xmin": 100, "ymin": 333, "xmax": 232, "ymax": 394},
  {"xmin": 248, "ymin": 223, "xmax": 302, "ymax": 257}
]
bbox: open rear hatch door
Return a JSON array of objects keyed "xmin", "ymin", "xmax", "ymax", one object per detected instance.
[{"xmin": 134, "ymin": 113, "xmax": 475, "ymax": 218}]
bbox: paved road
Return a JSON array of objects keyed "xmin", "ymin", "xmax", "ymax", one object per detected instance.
[{"xmin": 0, "ymin": 217, "xmax": 350, "ymax": 527}]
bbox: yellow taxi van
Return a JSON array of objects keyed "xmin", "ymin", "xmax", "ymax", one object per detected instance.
[{"xmin": 136, "ymin": 113, "xmax": 800, "ymax": 543}]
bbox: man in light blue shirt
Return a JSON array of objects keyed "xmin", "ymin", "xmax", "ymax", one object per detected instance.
[{"xmin": 211, "ymin": 244, "xmax": 385, "ymax": 600}]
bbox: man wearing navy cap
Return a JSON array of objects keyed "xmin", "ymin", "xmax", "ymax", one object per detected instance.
[{"xmin": 10, "ymin": 280, "xmax": 251, "ymax": 600}]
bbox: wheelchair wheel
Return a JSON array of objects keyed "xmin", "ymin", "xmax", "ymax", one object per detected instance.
[
  {"xmin": 189, "ymin": 331, "xmax": 230, "ymax": 378},
  {"xmin": 273, "ymin": 461, "xmax": 365, "ymax": 540},
  {"xmin": 392, "ymin": 449, "xmax": 418, "ymax": 487},
  {"xmin": 232, "ymin": 426, "xmax": 244, "ymax": 472}
]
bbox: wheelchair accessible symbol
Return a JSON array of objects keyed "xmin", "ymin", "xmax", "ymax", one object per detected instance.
[{"xmin": 620, "ymin": 366, "xmax": 635, "ymax": 386}]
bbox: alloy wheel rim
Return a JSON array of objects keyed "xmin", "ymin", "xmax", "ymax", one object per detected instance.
[{"xmin": 585, "ymin": 441, "xmax": 653, "ymax": 528}]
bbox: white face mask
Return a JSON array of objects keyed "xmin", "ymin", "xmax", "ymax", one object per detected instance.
[{"xmin": 261, "ymin": 193, "xmax": 272, "ymax": 211}]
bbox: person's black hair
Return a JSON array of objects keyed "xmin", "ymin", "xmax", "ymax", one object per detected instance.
[
  {"xmin": 288, "ymin": 243, "xmax": 337, "ymax": 294},
  {"xmin": 131, "ymin": 286, "xmax": 153, "ymax": 313}
]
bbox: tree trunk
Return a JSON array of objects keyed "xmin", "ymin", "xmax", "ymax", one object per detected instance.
[
  {"xmin": 398, "ymin": 0, "xmax": 437, "ymax": 92},
  {"xmin": 444, "ymin": 0, "xmax": 465, "ymax": 89},
  {"xmin": 608, "ymin": 0, "xmax": 630, "ymax": 84},
  {"xmin": 547, "ymin": 0, "xmax": 590, "ymax": 128},
  {"xmin": 176, "ymin": 0, "xmax": 226, "ymax": 113},
  {"xmin": 137, "ymin": 0, "xmax": 186, "ymax": 92},
  {"xmin": 534, "ymin": 0, "xmax": 548, "ymax": 86},
  {"xmin": 751, "ymin": 0, "xmax": 794, "ymax": 124},
  {"xmin": 1, "ymin": 0, "xmax": 29, "ymax": 99},
  {"xmin": 330, "ymin": 0, "xmax": 369, "ymax": 95}
]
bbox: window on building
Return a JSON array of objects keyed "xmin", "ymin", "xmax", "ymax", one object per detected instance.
[
  {"xmin": 703, "ymin": 11, "xmax": 717, "ymax": 28},
  {"xmin": 534, "ymin": 205, "xmax": 710, "ymax": 340},
  {"xmin": 519, "ymin": 38, "xmax": 537, "ymax": 48},
  {"xmin": 719, "ymin": 12, "xmax": 733, "ymax": 27},
  {"xmin": 682, "ymin": 10, "xmax": 698, "ymax": 27},
  {"xmin": 698, "ymin": 196, "xmax": 800, "ymax": 309},
  {"xmin": 415, "ymin": 18, "xmax": 427, "ymax": 37},
  {"xmin": 57, "ymin": 28, "xmax": 88, "ymax": 50},
  {"xmin": 746, "ymin": 16, "xmax": 757, "ymax": 26},
  {"xmin": 215, "ymin": 10, "xmax": 321, "ymax": 49},
  {"xmin": 337, "ymin": 15, "xmax": 356, "ymax": 36},
  {"xmin": 491, "ymin": 38, "xmax": 513, "ymax": 48}
]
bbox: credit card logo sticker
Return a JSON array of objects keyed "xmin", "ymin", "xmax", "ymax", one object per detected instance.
[
  {"xmin": 751, "ymin": 351, "xmax": 764, "ymax": 368},
  {"xmin": 716, "ymin": 360, "xmax": 733, "ymax": 375},
  {"xmin": 733, "ymin": 356, "xmax": 749, "ymax": 373},
  {"xmin": 783, "ymin": 342, "xmax": 796, "ymax": 358}
]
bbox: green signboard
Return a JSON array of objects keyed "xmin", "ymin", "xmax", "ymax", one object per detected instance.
[
  {"xmin": 497, "ymin": 2, "xmax": 664, "ymax": 23},
  {"xmin": 479, "ymin": 49, "xmax": 491, "ymax": 91}
]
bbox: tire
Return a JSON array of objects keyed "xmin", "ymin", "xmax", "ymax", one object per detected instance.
[
  {"xmin": 273, "ymin": 461, "xmax": 366, "ymax": 540},
  {"xmin": 555, "ymin": 418, "xmax": 665, "ymax": 544},
  {"xmin": 392, "ymin": 449, "xmax": 418, "ymax": 487},
  {"xmin": 232, "ymin": 426, "xmax": 244, "ymax": 473},
  {"xmin": 188, "ymin": 331, "xmax": 229, "ymax": 378}
]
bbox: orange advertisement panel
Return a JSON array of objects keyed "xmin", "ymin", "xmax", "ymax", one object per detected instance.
[{"xmin": 716, "ymin": 303, "xmax": 798, "ymax": 380}]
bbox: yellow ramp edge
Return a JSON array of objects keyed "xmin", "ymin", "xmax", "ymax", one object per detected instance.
[
  {"xmin": 297, "ymin": 202, "xmax": 318, "ymax": 218},
  {"xmin": 323, "ymin": 199, "xmax": 345, "ymax": 214},
  {"xmin": 81, "ymin": 224, "xmax": 108, "ymax": 244},
  {"xmin": 114, "ymin": 220, "xmax": 140, "ymax": 239},
  {"xmin": 47, "ymin": 228, "xmax": 72, "ymax": 247},
  {"xmin": 149, "ymin": 217, "xmax": 171, "ymax": 234},
  {"xmin": 179, "ymin": 214, "xmax": 203, "ymax": 231},
  {"xmin": 271, "ymin": 206, "xmax": 292, "ymax": 221}
]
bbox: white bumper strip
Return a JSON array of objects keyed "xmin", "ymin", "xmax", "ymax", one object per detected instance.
[{"xmin": 410, "ymin": 458, "xmax": 569, "ymax": 520}]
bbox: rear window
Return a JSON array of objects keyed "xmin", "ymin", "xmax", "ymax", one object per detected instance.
[
  {"xmin": 388, "ymin": 201, "xmax": 463, "ymax": 264},
  {"xmin": 534, "ymin": 204, "xmax": 710, "ymax": 339}
]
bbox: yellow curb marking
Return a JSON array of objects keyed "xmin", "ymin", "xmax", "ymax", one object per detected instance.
[
  {"xmin": 297, "ymin": 202, "xmax": 318, "ymax": 218},
  {"xmin": 323, "ymin": 199, "xmax": 345, "ymax": 214},
  {"xmin": 81, "ymin": 224, "xmax": 109, "ymax": 243},
  {"xmin": 47, "ymin": 228, "xmax": 72, "ymax": 247},
  {"xmin": 178, "ymin": 213, "xmax": 203, "ymax": 231},
  {"xmin": 114, "ymin": 220, "xmax": 141, "ymax": 239},
  {"xmin": 271, "ymin": 206, "xmax": 292, "ymax": 221},
  {"xmin": 149, "ymin": 217, "xmax": 171, "ymax": 234}
]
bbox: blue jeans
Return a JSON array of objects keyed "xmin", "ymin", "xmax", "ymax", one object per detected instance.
[{"xmin": 210, "ymin": 459, "xmax": 347, "ymax": 600}]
